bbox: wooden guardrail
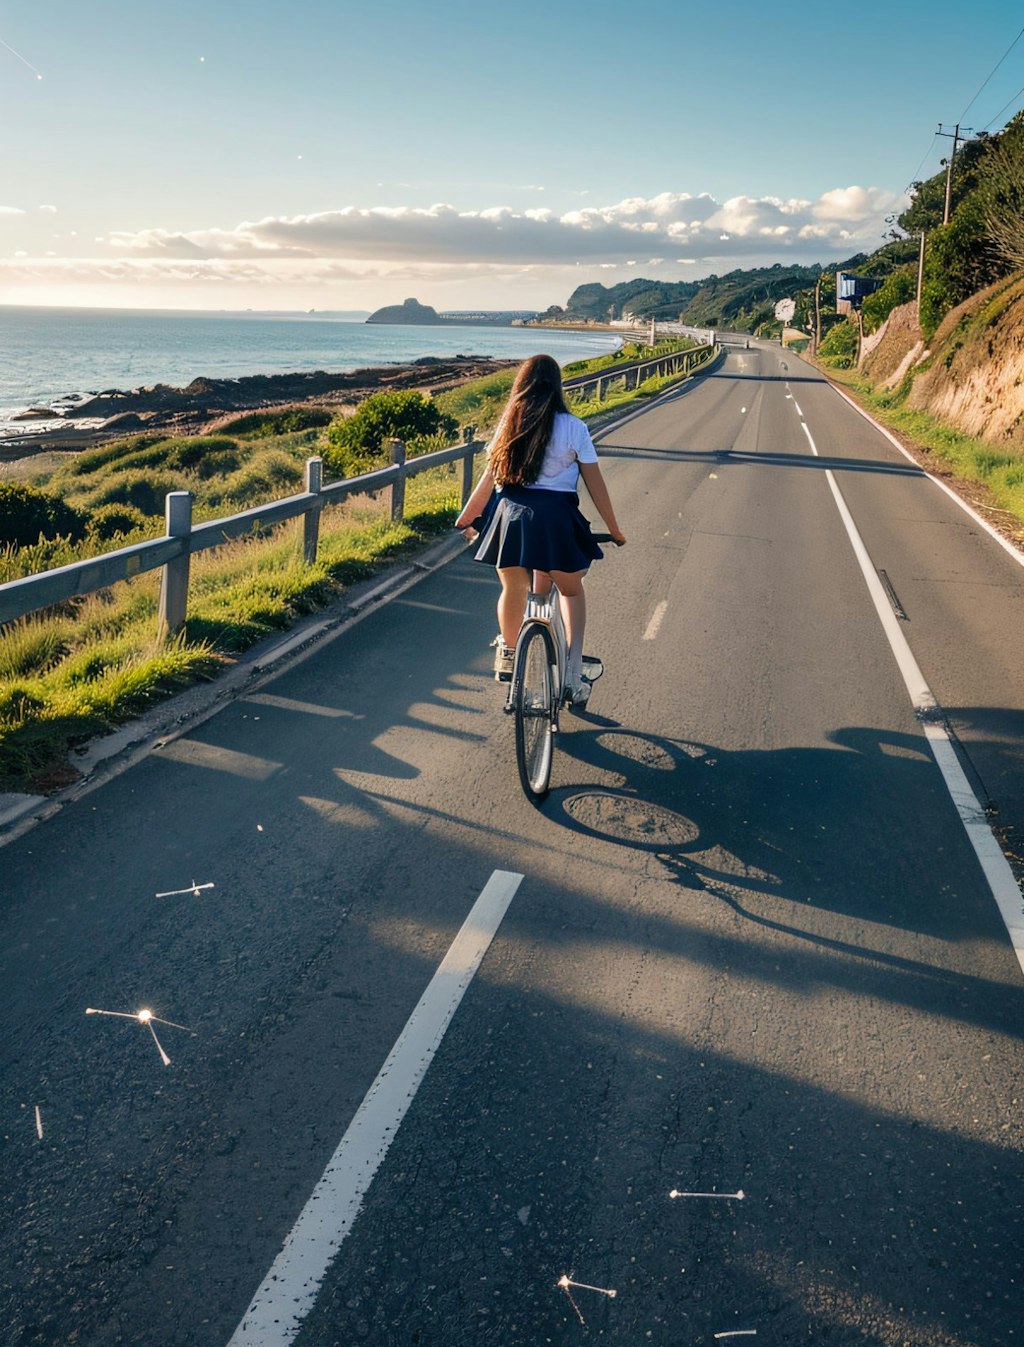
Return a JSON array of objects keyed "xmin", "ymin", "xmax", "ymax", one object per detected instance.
[
  {"xmin": 563, "ymin": 342, "xmax": 715, "ymax": 403},
  {"xmin": 0, "ymin": 344, "xmax": 718, "ymax": 638},
  {"xmin": 0, "ymin": 434, "xmax": 483, "ymax": 637}
]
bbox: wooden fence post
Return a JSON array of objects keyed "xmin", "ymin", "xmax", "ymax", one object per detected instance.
[
  {"xmin": 303, "ymin": 456, "xmax": 324, "ymax": 565},
  {"xmin": 390, "ymin": 438, "xmax": 406, "ymax": 521},
  {"xmin": 460, "ymin": 431, "xmax": 477, "ymax": 507},
  {"xmin": 158, "ymin": 490, "xmax": 193, "ymax": 639}
]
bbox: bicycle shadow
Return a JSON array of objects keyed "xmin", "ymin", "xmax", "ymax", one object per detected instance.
[{"xmin": 538, "ymin": 718, "xmax": 1012, "ymax": 948}]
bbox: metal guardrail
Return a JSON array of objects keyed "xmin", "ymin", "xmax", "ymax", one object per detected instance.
[{"xmin": 0, "ymin": 344, "xmax": 718, "ymax": 638}]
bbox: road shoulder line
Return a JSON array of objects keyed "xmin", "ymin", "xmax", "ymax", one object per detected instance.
[{"xmin": 800, "ymin": 420, "xmax": 1024, "ymax": 975}]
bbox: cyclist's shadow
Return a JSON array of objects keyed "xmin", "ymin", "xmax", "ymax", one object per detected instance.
[{"xmin": 542, "ymin": 718, "xmax": 962, "ymax": 939}]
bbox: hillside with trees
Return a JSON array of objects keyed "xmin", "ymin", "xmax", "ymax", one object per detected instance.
[
  {"xmin": 560, "ymin": 111, "xmax": 1024, "ymax": 538},
  {"xmin": 565, "ymin": 262, "xmax": 861, "ymax": 334},
  {"xmin": 808, "ymin": 111, "xmax": 1024, "ymax": 536}
]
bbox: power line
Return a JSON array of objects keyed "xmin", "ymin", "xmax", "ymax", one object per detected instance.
[
  {"xmin": 983, "ymin": 82, "xmax": 1024, "ymax": 132},
  {"xmin": 906, "ymin": 133, "xmax": 941, "ymax": 190},
  {"xmin": 959, "ymin": 23, "xmax": 1024, "ymax": 122}
]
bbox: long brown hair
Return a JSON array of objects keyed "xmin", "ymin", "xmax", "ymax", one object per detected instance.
[{"xmin": 488, "ymin": 353, "xmax": 568, "ymax": 486}]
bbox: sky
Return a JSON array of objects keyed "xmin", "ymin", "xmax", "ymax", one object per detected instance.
[{"xmin": 2, "ymin": 0, "xmax": 1023, "ymax": 314}]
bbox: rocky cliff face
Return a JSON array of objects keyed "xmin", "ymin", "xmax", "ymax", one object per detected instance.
[
  {"xmin": 366, "ymin": 297, "xmax": 442, "ymax": 325},
  {"xmin": 859, "ymin": 273, "xmax": 1024, "ymax": 447}
]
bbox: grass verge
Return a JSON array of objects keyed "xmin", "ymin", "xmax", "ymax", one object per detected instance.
[{"xmin": 0, "ymin": 471, "xmax": 460, "ymax": 793}]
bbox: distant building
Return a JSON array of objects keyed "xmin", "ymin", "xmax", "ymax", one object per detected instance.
[
  {"xmin": 439, "ymin": 310, "xmax": 542, "ymax": 325},
  {"xmin": 836, "ymin": 273, "xmax": 883, "ymax": 314}
]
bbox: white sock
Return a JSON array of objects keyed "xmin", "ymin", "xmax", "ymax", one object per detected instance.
[{"xmin": 562, "ymin": 593, "xmax": 586, "ymax": 686}]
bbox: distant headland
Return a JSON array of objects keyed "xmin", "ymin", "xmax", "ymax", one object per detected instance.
[{"xmin": 366, "ymin": 297, "xmax": 541, "ymax": 327}]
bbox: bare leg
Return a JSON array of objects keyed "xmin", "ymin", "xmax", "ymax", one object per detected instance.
[
  {"xmin": 497, "ymin": 566, "xmax": 530, "ymax": 647},
  {"xmin": 549, "ymin": 568, "xmax": 587, "ymax": 687}
]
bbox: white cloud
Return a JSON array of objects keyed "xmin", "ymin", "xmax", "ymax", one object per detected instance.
[
  {"xmin": 814, "ymin": 185, "xmax": 894, "ymax": 222},
  {"xmin": 2, "ymin": 184, "xmax": 910, "ymax": 308},
  {"xmin": 97, "ymin": 186, "xmax": 907, "ymax": 270}
]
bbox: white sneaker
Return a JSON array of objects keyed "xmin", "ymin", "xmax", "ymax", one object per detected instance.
[
  {"xmin": 566, "ymin": 680, "xmax": 591, "ymax": 710},
  {"xmin": 491, "ymin": 635, "xmax": 514, "ymax": 681}
]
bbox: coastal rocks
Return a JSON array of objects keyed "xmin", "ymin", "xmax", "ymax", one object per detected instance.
[
  {"xmin": 101, "ymin": 412, "xmax": 147, "ymax": 431},
  {"xmin": 5, "ymin": 355, "xmax": 517, "ymax": 456},
  {"xmin": 11, "ymin": 407, "xmax": 63, "ymax": 421}
]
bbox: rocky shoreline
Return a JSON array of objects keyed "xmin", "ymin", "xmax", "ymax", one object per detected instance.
[{"xmin": 1, "ymin": 355, "xmax": 518, "ymax": 460}]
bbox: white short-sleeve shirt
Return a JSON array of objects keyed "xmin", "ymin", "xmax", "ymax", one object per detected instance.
[{"xmin": 510, "ymin": 411, "xmax": 598, "ymax": 492}]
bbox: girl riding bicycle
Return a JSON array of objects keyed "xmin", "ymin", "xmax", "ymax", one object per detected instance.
[{"xmin": 455, "ymin": 353, "xmax": 626, "ymax": 706}]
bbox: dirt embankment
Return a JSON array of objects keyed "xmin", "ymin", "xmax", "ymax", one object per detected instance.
[{"xmin": 859, "ymin": 273, "xmax": 1024, "ymax": 446}]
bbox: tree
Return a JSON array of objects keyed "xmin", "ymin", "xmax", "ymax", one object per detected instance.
[
  {"xmin": 919, "ymin": 195, "xmax": 1001, "ymax": 336},
  {"xmin": 981, "ymin": 114, "xmax": 1024, "ymax": 270}
]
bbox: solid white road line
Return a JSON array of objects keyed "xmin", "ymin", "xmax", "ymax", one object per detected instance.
[
  {"xmin": 643, "ymin": 600, "xmax": 669, "ymax": 641},
  {"xmin": 226, "ymin": 868, "xmax": 525, "ymax": 1347},
  {"xmin": 799, "ymin": 419, "xmax": 1024, "ymax": 975}
]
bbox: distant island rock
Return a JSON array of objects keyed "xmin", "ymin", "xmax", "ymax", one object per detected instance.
[
  {"xmin": 366, "ymin": 298, "xmax": 442, "ymax": 325},
  {"xmin": 366, "ymin": 297, "xmax": 543, "ymax": 326}
]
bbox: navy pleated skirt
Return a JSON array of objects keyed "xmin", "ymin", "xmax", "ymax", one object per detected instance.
[{"xmin": 472, "ymin": 484, "xmax": 603, "ymax": 573}]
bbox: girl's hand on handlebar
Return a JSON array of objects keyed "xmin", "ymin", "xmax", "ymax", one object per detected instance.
[
  {"xmin": 454, "ymin": 513, "xmax": 483, "ymax": 543},
  {"xmin": 610, "ymin": 529, "xmax": 626, "ymax": 546}
]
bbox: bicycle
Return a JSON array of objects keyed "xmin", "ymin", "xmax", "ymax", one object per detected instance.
[{"xmin": 506, "ymin": 534, "xmax": 616, "ymax": 803}]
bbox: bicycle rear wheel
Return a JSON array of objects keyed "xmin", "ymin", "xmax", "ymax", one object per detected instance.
[{"xmin": 513, "ymin": 623, "xmax": 555, "ymax": 802}]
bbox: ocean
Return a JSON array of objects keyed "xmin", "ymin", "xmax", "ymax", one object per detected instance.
[{"xmin": 0, "ymin": 306, "xmax": 621, "ymax": 438}]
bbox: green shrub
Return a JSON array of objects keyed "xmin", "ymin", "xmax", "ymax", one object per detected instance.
[
  {"xmin": 862, "ymin": 265, "xmax": 918, "ymax": 333},
  {"xmin": 0, "ymin": 481, "xmax": 89, "ymax": 547},
  {"xmin": 217, "ymin": 450, "xmax": 304, "ymax": 505},
  {"xmin": 63, "ymin": 434, "xmax": 164, "ymax": 477},
  {"xmin": 818, "ymin": 319, "xmax": 859, "ymax": 368},
  {"xmin": 0, "ymin": 684, "xmax": 45, "ymax": 722},
  {"xmin": 83, "ymin": 470, "xmax": 183, "ymax": 516},
  {"xmin": 163, "ymin": 436, "xmax": 242, "ymax": 470},
  {"xmin": 87, "ymin": 502, "xmax": 150, "ymax": 540},
  {"xmin": 217, "ymin": 408, "xmax": 333, "ymax": 437},
  {"xmin": 193, "ymin": 448, "xmax": 243, "ymax": 479},
  {"xmin": 324, "ymin": 391, "xmax": 457, "ymax": 477}
]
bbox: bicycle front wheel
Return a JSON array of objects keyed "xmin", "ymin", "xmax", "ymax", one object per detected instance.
[{"xmin": 513, "ymin": 623, "xmax": 555, "ymax": 802}]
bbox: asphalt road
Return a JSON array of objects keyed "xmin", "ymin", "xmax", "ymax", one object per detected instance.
[{"xmin": 1, "ymin": 343, "xmax": 1022, "ymax": 1347}]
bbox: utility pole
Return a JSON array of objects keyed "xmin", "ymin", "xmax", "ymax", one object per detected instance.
[
  {"xmin": 916, "ymin": 230, "xmax": 926, "ymax": 316},
  {"xmin": 814, "ymin": 273, "xmax": 822, "ymax": 353},
  {"xmin": 938, "ymin": 123, "xmax": 972, "ymax": 224}
]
